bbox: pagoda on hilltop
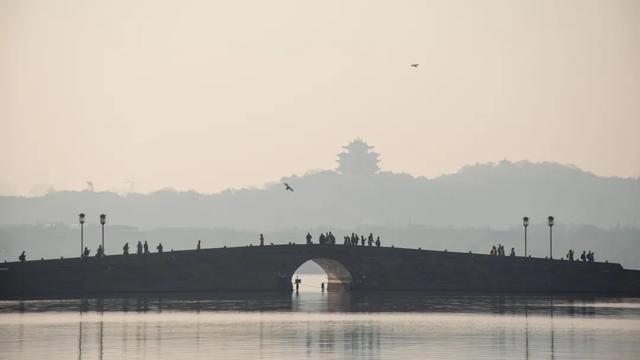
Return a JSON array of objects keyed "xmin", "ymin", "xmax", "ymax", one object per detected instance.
[{"xmin": 337, "ymin": 138, "xmax": 380, "ymax": 176}]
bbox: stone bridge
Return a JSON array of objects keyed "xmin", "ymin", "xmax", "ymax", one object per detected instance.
[{"xmin": 1, "ymin": 244, "xmax": 640, "ymax": 297}]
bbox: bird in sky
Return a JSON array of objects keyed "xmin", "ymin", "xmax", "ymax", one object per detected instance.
[
  {"xmin": 411, "ymin": 64, "xmax": 419, "ymax": 68},
  {"xmin": 284, "ymin": 183, "xmax": 294, "ymax": 192}
]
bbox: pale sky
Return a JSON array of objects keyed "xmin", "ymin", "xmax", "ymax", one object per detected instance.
[{"xmin": 1, "ymin": 0, "xmax": 639, "ymax": 196}]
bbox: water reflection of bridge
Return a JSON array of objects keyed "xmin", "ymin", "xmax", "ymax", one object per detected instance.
[{"xmin": 10, "ymin": 293, "xmax": 634, "ymax": 360}]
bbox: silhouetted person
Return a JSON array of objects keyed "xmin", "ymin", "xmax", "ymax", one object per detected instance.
[
  {"xmin": 136, "ymin": 241, "xmax": 143, "ymax": 255},
  {"xmin": 197, "ymin": 240, "xmax": 201, "ymax": 250},
  {"xmin": 344, "ymin": 236, "xmax": 349, "ymax": 245},
  {"xmin": 490, "ymin": 246, "xmax": 497, "ymax": 256},
  {"xmin": 510, "ymin": 247, "xmax": 515, "ymax": 256},
  {"xmin": 84, "ymin": 247, "xmax": 90, "ymax": 258},
  {"xmin": 329, "ymin": 232, "xmax": 335, "ymax": 245},
  {"xmin": 260, "ymin": 234, "xmax": 264, "ymax": 246},
  {"xmin": 306, "ymin": 232, "xmax": 312, "ymax": 245},
  {"xmin": 581, "ymin": 251, "xmax": 586, "ymax": 262},
  {"xmin": 157, "ymin": 243, "xmax": 163, "ymax": 253},
  {"xmin": 360, "ymin": 235, "xmax": 365, "ymax": 246},
  {"xmin": 319, "ymin": 233, "xmax": 326, "ymax": 245},
  {"xmin": 19, "ymin": 251, "xmax": 26, "ymax": 263},
  {"xmin": 368, "ymin": 233, "xmax": 374, "ymax": 247},
  {"xmin": 143, "ymin": 241, "xmax": 149, "ymax": 254},
  {"xmin": 566, "ymin": 249, "xmax": 574, "ymax": 261},
  {"xmin": 588, "ymin": 251, "xmax": 595, "ymax": 262},
  {"xmin": 375, "ymin": 236, "xmax": 381, "ymax": 247},
  {"xmin": 294, "ymin": 276, "xmax": 301, "ymax": 294},
  {"xmin": 123, "ymin": 243, "xmax": 129, "ymax": 255},
  {"xmin": 96, "ymin": 245, "xmax": 103, "ymax": 258},
  {"xmin": 321, "ymin": 282, "xmax": 325, "ymax": 292}
]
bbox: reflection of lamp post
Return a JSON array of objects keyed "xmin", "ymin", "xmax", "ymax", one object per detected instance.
[
  {"xmin": 79, "ymin": 213, "xmax": 85, "ymax": 257},
  {"xmin": 100, "ymin": 214, "xmax": 106, "ymax": 251},
  {"xmin": 522, "ymin": 216, "xmax": 529, "ymax": 257},
  {"xmin": 548, "ymin": 216, "xmax": 554, "ymax": 259}
]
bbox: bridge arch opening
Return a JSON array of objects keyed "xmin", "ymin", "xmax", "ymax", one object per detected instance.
[{"xmin": 293, "ymin": 258, "xmax": 352, "ymax": 292}]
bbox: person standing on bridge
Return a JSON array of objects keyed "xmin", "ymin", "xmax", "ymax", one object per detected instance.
[
  {"xmin": 260, "ymin": 234, "xmax": 264, "ymax": 246},
  {"xmin": 360, "ymin": 235, "xmax": 365, "ymax": 246},
  {"xmin": 95, "ymin": 245, "xmax": 104, "ymax": 258},
  {"xmin": 83, "ymin": 247, "xmax": 90, "ymax": 258},
  {"xmin": 566, "ymin": 249, "xmax": 574, "ymax": 261},
  {"xmin": 143, "ymin": 241, "xmax": 149, "ymax": 254},
  {"xmin": 157, "ymin": 243, "xmax": 163, "ymax": 253},
  {"xmin": 19, "ymin": 251, "xmax": 26, "ymax": 263},
  {"xmin": 197, "ymin": 240, "xmax": 201, "ymax": 250},
  {"xmin": 306, "ymin": 232, "xmax": 312, "ymax": 245},
  {"xmin": 319, "ymin": 233, "xmax": 326, "ymax": 245},
  {"xmin": 136, "ymin": 241, "xmax": 143, "ymax": 255},
  {"xmin": 368, "ymin": 233, "xmax": 374, "ymax": 247},
  {"xmin": 123, "ymin": 243, "xmax": 129, "ymax": 255},
  {"xmin": 375, "ymin": 236, "xmax": 381, "ymax": 247}
]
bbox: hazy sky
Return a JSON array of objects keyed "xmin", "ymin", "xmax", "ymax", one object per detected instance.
[{"xmin": 1, "ymin": 0, "xmax": 639, "ymax": 196}]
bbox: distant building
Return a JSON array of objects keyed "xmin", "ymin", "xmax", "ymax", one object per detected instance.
[{"xmin": 337, "ymin": 138, "xmax": 380, "ymax": 176}]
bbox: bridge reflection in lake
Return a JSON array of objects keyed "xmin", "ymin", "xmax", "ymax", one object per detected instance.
[{"xmin": 1, "ymin": 277, "xmax": 640, "ymax": 360}]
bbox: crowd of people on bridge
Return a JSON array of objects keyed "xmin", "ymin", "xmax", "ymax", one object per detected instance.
[
  {"xmin": 14, "ymin": 234, "xmax": 601, "ymax": 264},
  {"xmin": 48, "ymin": 240, "xmax": 174, "ymax": 260},
  {"xmin": 489, "ymin": 244, "xmax": 515, "ymax": 257},
  {"xmin": 487, "ymin": 245, "xmax": 597, "ymax": 262},
  {"xmin": 303, "ymin": 232, "xmax": 382, "ymax": 247}
]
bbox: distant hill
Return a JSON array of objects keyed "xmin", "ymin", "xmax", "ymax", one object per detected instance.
[{"xmin": 0, "ymin": 159, "xmax": 638, "ymax": 231}]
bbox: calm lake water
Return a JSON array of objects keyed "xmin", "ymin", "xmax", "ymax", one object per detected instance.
[{"xmin": 1, "ymin": 274, "xmax": 639, "ymax": 360}]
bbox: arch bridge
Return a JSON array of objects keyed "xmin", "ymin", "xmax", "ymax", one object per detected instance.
[{"xmin": 1, "ymin": 244, "xmax": 639, "ymax": 296}]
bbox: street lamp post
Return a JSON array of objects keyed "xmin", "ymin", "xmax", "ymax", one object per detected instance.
[
  {"xmin": 100, "ymin": 214, "xmax": 106, "ymax": 251},
  {"xmin": 548, "ymin": 216, "xmax": 554, "ymax": 259},
  {"xmin": 79, "ymin": 213, "xmax": 85, "ymax": 257},
  {"xmin": 522, "ymin": 216, "xmax": 529, "ymax": 257}
]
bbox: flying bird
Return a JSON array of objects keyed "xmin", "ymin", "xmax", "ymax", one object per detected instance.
[
  {"xmin": 411, "ymin": 64, "xmax": 419, "ymax": 68},
  {"xmin": 284, "ymin": 183, "xmax": 294, "ymax": 192}
]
